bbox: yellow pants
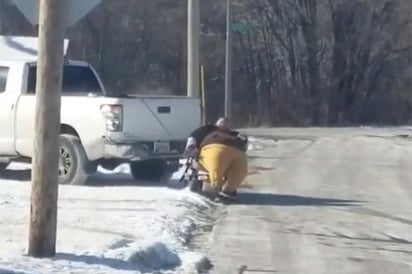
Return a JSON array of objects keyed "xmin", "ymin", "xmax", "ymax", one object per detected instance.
[{"xmin": 198, "ymin": 143, "xmax": 248, "ymax": 192}]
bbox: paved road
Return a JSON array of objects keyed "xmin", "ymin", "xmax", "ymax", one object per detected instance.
[{"xmin": 199, "ymin": 128, "xmax": 412, "ymax": 274}]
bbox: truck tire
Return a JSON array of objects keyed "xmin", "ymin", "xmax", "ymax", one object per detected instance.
[
  {"xmin": 188, "ymin": 178, "xmax": 203, "ymax": 193},
  {"xmin": 58, "ymin": 134, "xmax": 89, "ymax": 185},
  {"xmin": 0, "ymin": 163, "xmax": 8, "ymax": 176},
  {"xmin": 130, "ymin": 159, "xmax": 167, "ymax": 182}
]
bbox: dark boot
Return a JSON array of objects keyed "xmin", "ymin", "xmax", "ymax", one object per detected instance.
[{"xmin": 214, "ymin": 190, "xmax": 237, "ymax": 203}]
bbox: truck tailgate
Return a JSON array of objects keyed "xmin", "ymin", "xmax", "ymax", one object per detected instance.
[{"xmin": 121, "ymin": 96, "xmax": 201, "ymax": 141}]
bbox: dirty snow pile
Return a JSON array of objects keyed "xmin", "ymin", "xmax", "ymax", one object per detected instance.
[
  {"xmin": 0, "ymin": 163, "xmax": 217, "ymax": 274},
  {"xmin": 246, "ymin": 136, "xmax": 277, "ymax": 151}
]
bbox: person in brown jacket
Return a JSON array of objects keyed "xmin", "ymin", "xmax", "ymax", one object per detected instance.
[{"xmin": 184, "ymin": 117, "xmax": 248, "ymax": 202}]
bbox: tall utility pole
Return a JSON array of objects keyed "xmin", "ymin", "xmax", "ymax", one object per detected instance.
[
  {"xmin": 224, "ymin": 0, "xmax": 232, "ymax": 119},
  {"xmin": 28, "ymin": 0, "xmax": 67, "ymax": 257},
  {"xmin": 187, "ymin": 0, "xmax": 200, "ymax": 97}
]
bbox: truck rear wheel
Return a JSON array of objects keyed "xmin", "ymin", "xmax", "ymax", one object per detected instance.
[
  {"xmin": 130, "ymin": 159, "xmax": 167, "ymax": 182},
  {"xmin": 0, "ymin": 163, "xmax": 8, "ymax": 176},
  {"xmin": 58, "ymin": 134, "xmax": 89, "ymax": 185}
]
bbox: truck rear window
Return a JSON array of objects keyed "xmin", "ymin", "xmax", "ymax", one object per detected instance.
[{"xmin": 27, "ymin": 64, "xmax": 102, "ymax": 94}]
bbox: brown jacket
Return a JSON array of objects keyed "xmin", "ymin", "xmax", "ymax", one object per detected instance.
[
  {"xmin": 200, "ymin": 129, "xmax": 247, "ymax": 152},
  {"xmin": 189, "ymin": 124, "xmax": 248, "ymax": 152}
]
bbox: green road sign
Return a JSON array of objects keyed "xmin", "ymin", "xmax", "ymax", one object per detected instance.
[{"xmin": 231, "ymin": 22, "xmax": 251, "ymax": 32}]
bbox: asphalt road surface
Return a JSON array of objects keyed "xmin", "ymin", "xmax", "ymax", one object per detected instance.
[{"xmin": 198, "ymin": 127, "xmax": 412, "ymax": 274}]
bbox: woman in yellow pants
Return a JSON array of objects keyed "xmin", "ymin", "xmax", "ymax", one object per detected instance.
[
  {"xmin": 185, "ymin": 117, "xmax": 248, "ymax": 201},
  {"xmin": 198, "ymin": 143, "xmax": 248, "ymax": 197}
]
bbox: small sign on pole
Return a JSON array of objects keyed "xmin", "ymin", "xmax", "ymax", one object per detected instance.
[{"xmin": 231, "ymin": 21, "xmax": 251, "ymax": 33}]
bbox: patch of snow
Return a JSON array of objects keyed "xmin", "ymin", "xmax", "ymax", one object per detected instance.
[
  {"xmin": 247, "ymin": 136, "xmax": 277, "ymax": 151},
  {"xmin": 5, "ymin": 162, "xmax": 30, "ymax": 171},
  {"xmin": 97, "ymin": 164, "xmax": 131, "ymax": 175},
  {"xmin": 0, "ymin": 164, "xmax": 217, "ymax": 274}
]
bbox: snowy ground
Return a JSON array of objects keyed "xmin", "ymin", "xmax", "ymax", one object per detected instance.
[{"xmin": 0, "ymin": 161, "xmax": 221, "ymax": 274}]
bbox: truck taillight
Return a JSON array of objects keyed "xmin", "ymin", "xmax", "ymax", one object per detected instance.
[{"xmin": 100, "ymin": 104, "xmax": 123, "ymax": 132}]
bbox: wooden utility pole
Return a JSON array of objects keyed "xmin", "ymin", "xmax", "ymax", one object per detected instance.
[
  {"xmin": 224, "ymin": 0, "xmax": 232, "ymax": 119},
  {"xmin": 187, "ymin": 0, "xmax": 200, "ymax": 97},
  {"xmin": 28, "ymin": 0, "xmax": 67, "ymax": 257}
]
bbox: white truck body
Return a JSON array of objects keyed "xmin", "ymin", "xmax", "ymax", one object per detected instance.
[{"xmin": 0, "ymin": 36, "xmax": 201, "ymax": 184}]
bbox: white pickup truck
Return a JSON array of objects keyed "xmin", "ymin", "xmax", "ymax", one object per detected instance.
[{"xmin": 0, "ymin": 36, "xmax": 201, "ymax": 185}]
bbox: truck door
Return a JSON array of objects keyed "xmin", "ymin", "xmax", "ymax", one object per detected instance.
[{"xmin": 0, "ymin": 66, "xmax": 15, "ymax": 155}]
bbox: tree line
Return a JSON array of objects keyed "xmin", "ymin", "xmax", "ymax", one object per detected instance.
[{"xmin": 1, "ymin": 0, "xmax": 411, "ymax": 126}]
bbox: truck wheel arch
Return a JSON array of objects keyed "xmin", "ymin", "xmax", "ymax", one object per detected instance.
[{"xmin": 61, "ymin": 124, "xmax": 80, "ymax": 139}]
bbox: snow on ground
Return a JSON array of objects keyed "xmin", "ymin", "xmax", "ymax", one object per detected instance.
[
  {"xmin": 0, "ymin": 163, "xmax": 219, "ymax": 274},
  {"xmin": 0, "ymin": 136, "xmax": 267, "ymax": 274}
]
